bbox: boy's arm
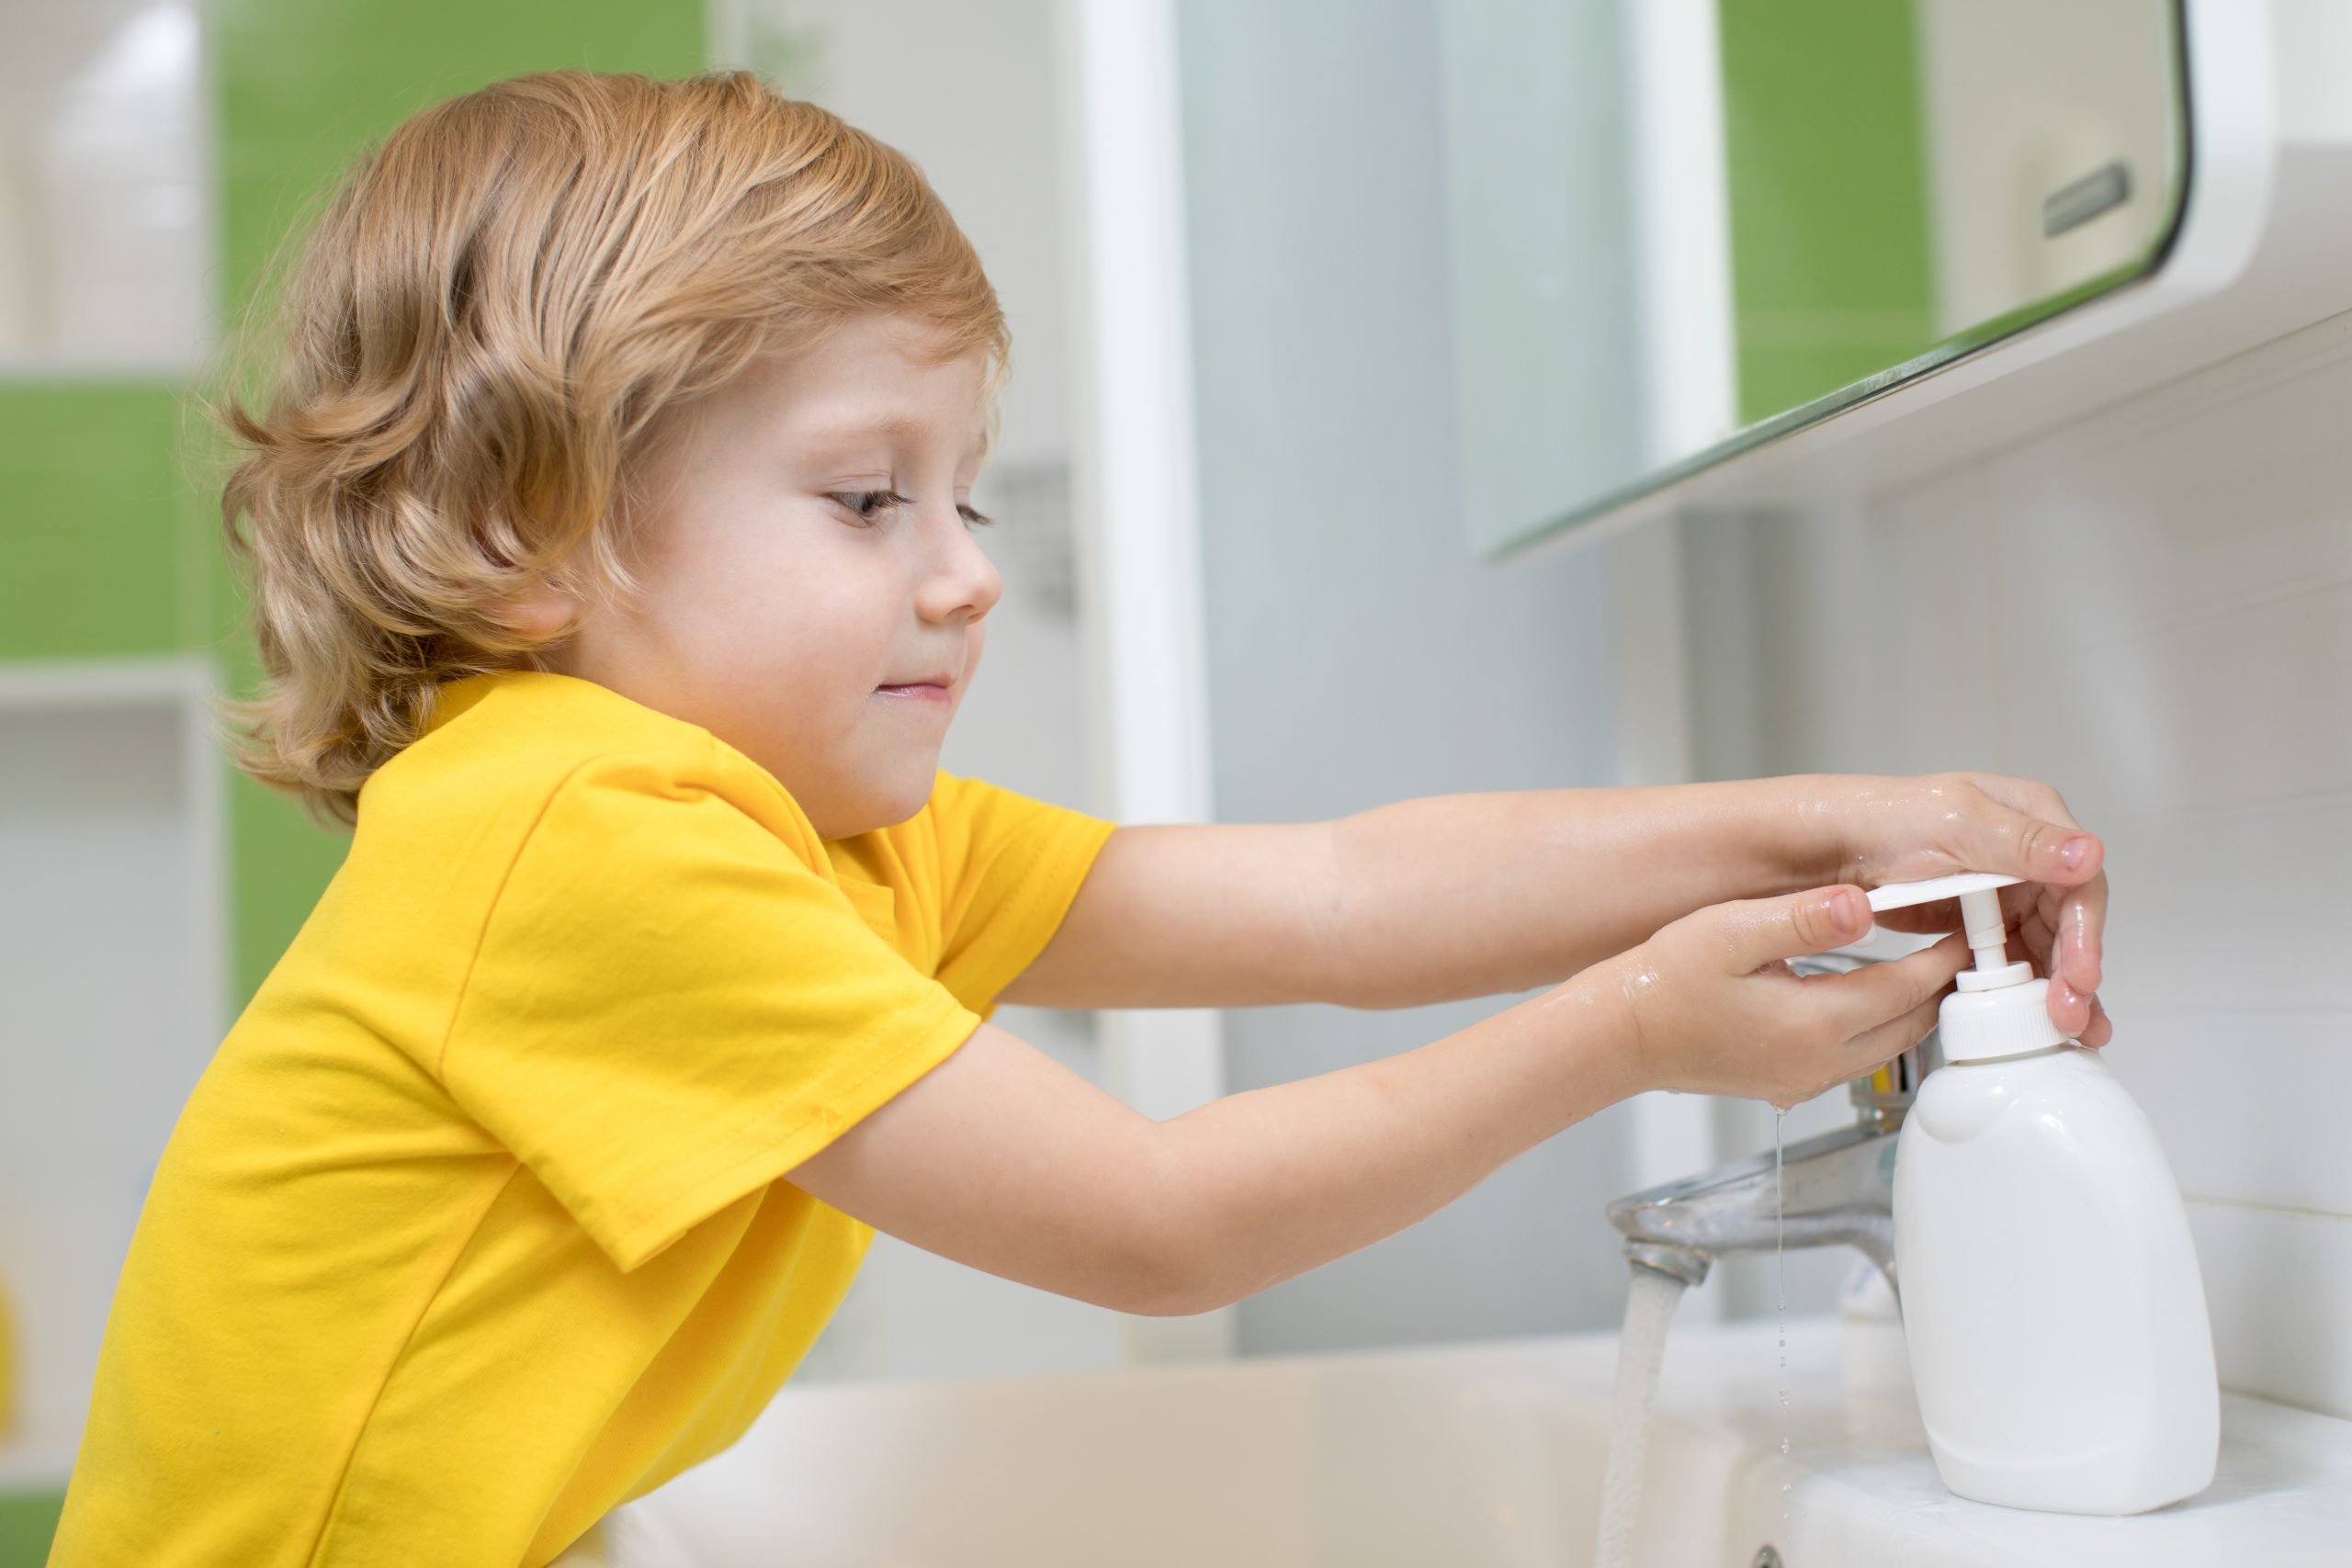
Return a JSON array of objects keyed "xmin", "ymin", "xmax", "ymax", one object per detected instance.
[
  {"xmin": 1001, "ymin": 771, "xmax": 2109, "ymax": 1035},
  {"xmin": 790, "ymin": 886, "xmax": 1962, "ymax": 1316},
  {"xmin": 990, "ymin": 798, "xmax": 1777, "ymax": 1011}
]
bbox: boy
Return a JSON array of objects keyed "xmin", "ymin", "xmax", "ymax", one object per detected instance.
[{"xmin": 48, "ymin": 69, "xmax": 2108, "ymax": 1567}]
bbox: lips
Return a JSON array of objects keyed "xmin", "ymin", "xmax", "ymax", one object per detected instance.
[{"xmin": 877, "ymin": 672, "xmax": 955, "ymax": 692}]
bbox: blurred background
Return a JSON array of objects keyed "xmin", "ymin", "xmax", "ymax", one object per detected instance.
[{"xmin": 6, "ymin": 0, "xmax": 2350, "ymax": 1561}]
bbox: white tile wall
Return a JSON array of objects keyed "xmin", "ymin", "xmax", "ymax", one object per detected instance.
[{"xmin": 1682, "ymin": 307, "xmax": 2352, "ymax": 1420}]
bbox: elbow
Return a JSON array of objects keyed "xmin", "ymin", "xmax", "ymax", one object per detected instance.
[
  {"xmin": 1117, "ymin": 1268, "xmax": 1237, "ymax": 1320},
  {"xmin": 1116, "ymin": 1255, "xmax": 1237, "ymax": 1318},
  {"xmin": 1100, "ymin": 1139, "xmax": 1247, "ymax": 1318}
]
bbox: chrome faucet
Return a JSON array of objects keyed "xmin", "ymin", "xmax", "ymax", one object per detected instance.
[{"xmin": 1605, "ymin": 951, "xmax": 1939, "ymax": 1299}]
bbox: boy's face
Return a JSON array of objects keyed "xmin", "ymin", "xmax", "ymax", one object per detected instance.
[{"xmin": 536, "ymin": 310, "xmax": 1002, "ymax": 840}]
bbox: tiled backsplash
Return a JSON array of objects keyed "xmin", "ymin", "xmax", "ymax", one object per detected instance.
[{"xmin": 1681, "ymin": 305, "xmax": 2352, "ymax": 1420}]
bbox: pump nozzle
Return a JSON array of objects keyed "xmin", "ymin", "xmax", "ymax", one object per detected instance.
[
  {"xmin": 1865, "ymin": 872, "xmax": 2073, "ymax": 1059},
  {"xmin": 1866, "ymin": 872, "xmax": 2025, "ymax": 981},
  {"xmin": 1862, "ymin": 879, "xmax": 2013, "ymax": 973}
]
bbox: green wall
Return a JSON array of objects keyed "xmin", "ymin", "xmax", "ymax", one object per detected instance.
[
  {"xmin": 0, "ymin": 4, "xmax": 704, "ymax": 1558},
  {"xmin": 213, "ymin": 0, "xmax": 709, "ymax": 1000},
  {"xmin": 1716, "ymin": 0, "xmax": 1937, "ymax": 424},
  {"xmin": 0, "ymin": 1, "xmax": 706, "ymax": 1005}
]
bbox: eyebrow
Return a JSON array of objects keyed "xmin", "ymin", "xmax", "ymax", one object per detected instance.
[{"xmin": 799, "ymin": 415, "xmax": 989, "ymax": 458}]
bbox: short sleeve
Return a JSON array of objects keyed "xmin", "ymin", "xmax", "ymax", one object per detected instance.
[
  {"xmin": 926, "ymin": 772, "xmax": 1119, "ymax": 1015},
  {"xmin": 442, "ymin": 749, "xmax": 983, "ymax": 1272}
]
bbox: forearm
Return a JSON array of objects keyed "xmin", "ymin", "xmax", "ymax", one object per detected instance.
[
  {"xmin": 1138, "ymin": 963, "xmax": 1645, "ymax": 1315},
  {"xmin": 1324, "ymin": 776, "xmax": 1840, "ymax": 1009}
]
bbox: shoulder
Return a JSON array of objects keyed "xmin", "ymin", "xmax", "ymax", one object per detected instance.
[
  {"xmin": 355, "ymin": 671, "xmax": 828, "ymax": 874},
  {"xmin": 922, "ymin": 769, "xmax": 1109, "ymax": 840}
]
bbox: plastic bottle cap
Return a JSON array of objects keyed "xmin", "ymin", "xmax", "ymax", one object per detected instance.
[{"xmin": 1938, "ymin": 976, "xmax": 2073, "ymax": 1060}]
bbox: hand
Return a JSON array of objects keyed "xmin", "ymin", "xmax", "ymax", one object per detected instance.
[
  {"xmin": 1604, "ymin": 885, "xmax": 1972, "ymax": 1111},
  {"xmin": 1806, "ymin": 772, "xmax": 2110, "ymax": 1046}
]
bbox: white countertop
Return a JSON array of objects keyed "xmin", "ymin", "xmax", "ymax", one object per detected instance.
[
  {"xmin": 1557, "ymin": 1314, "xmax": 2352, "ymax": 1566},
  {"xmin": 10, "ymin": 1312, "xmax": 2349, "ymax": 1566}
]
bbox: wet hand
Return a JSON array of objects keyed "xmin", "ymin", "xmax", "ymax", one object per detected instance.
[
  {"xmin": 1605, "ymin": 886, "xmax": 1972, "ymax": 1111},
  {"xmin": 1814, "ymin": 772, "xmax": 2110, "ymax": 1046}
]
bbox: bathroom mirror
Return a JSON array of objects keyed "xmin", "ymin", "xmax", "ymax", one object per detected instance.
[{"xmin": 1436, "ymin": 0, "xmax": 2187, "ymax": 558}]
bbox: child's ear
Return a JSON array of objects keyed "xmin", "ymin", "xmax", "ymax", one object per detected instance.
[{"xmin": 493, "ymin": 582, "xmax": 576, "ymax": 641}]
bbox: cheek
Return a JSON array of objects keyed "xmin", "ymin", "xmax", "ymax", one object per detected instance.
[
  {"xmin": 652, "ymin": 509, "xmax": 885, "ymax": 672},
  {"xmin": 635, "ymin": 500, "xmax": 772, "ymax": 619}
]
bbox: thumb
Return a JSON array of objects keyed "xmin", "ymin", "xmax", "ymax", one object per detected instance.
[{"xmin": 1723, "ymin": 885, "xmax": 1871, "ymax": 971}]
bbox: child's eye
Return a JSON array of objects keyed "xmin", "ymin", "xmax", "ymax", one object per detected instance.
[
  {"xmin": 832, "ymin": 490, "xmax": 912, "ymax": 523},
  {"xmin": 830, "ymin": 491, "xmax": 996, "ymax": 529}
]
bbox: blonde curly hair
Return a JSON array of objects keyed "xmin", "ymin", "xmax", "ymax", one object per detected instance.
[{"xmin": 200, "ymin": 68, "xmax": 1009, "ymax": 825}]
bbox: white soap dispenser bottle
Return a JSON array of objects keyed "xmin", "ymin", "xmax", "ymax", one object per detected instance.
[{"xmin": 1870, "ymin": 872, "xmax": 2219, "ymax": 1516}]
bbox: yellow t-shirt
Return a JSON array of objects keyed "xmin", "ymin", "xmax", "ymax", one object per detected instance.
[{"xmin": 48, "ymin": 670, "xmax": 1117, "ymax": 1568}]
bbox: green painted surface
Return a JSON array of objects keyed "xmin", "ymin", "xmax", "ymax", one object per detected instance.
[
  {"xmin": 0, "ymin": 1491, "xmax": 65, "ymax": 1568},
  {"xmin": 1716, "ymin": 0, "xmax": 1936, "ymax": 425},
  {"xmin": 0, "ymin": 387, "xmax": 210, "ymax": 660},
  {"xmin": 4, "ymin": 6, "xmax": 706, "ymax": 1557},
  {"xmin": 210, "ymin": 0, "xmax": 708, "ymax": 1002}
]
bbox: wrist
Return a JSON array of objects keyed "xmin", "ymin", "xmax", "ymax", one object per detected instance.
[
  {"xmin": 1544, "ymin": 948, "xmax": 1661, "ymax": 1107},
  {"xmin": 1754, "ymin": 772, "xmax": 1867, "ymax": 889}
]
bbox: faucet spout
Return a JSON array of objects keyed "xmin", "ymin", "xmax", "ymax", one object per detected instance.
[
  {"xmin": 1606, "ymin": 1120, "xmax": 1903, "ymax": 1298},
  {"xmin": 1603, "ymin": 948, "xmax": 1939, "ymax": 1300}
]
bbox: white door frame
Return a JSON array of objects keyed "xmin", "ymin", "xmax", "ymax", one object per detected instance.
[
  {"xmin": 0, "ymin": 652, "xmax": 229, "ymax": 1480},
  {"xmin": 1057, "ymin": 0, "xmax": 1233, "ymax": 1362}
]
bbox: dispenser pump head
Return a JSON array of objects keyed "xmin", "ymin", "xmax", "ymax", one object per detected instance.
[
  {"xmin": 1865, "ymin": 871, "xmax": 2073, "ymax": 1060},
  {"xmin": 1866, "ymin": 872, "xmax": 2032, "ymax": 990}
]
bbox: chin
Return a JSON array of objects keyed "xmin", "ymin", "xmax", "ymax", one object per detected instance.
[{"xmin": 844, "ymin": 764, "xmax": 939, "ymax": 836}]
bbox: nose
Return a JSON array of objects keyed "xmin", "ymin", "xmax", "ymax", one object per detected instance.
[{"xmin": 913, "ymin": 502, "xmax": 1002, "ymax": 625}]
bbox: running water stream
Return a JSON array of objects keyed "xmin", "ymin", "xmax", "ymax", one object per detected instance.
[
  {"xmin": 1592, "ymin": 1109, "xmax": 1789, "ymax": 1567},
  {"xmin": 1590, "ymin": 1263, "xmax": 1687, "ymax": 1568}
]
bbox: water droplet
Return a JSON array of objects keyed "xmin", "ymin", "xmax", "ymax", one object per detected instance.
[{"xmin": 1775, "ymin": 1111, "xmax": 1794, "ymax": 1527}]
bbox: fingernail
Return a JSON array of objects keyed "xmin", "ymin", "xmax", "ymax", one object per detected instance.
[
  {"xmin": 1815, "ymin": 888, "xmax": 1853, "ymax": 940},
  {"xmin": 2060, "ymin": 835, "xmax": 2091, "ymax": 871}
]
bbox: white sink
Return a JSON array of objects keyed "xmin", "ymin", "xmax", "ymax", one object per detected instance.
[{"xmin": 574, "ymin": 1315, "xmax": 2352, "ymax": 1567}]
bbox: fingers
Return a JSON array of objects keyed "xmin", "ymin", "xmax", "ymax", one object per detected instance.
[
  {"xmin": 2048, "ymin": 967, "xmax": 2094, "ymax": 1036},
  {"xmin": 1963, "ymin": 778, "xmax": 2109, "ymax": 1036},
  {"xmin": 1806, "ymin": 931, "xmax": 1971, "ymax": 1037},
  {"xmin": 1952, "ymin": 788, "xmax": 2104, "ymax": 890},
  {"xmin": 1841, "ymin": 983, "xmax": 1947, "ymax": 1072},
  {"xmin": 1770, "ymin": 956, "xmax": 1954, "ymax": 1109},
  {"xmin": 2019, "ymin": 873, "xmax": 2107, "ymax": 1035},
  {"xmin": 1723, "ymin": 885, "xmax": 1871, "ymax": 970},
  {"xmin": 2052, "ymin": 871, "xmax": 2107, "ymax": 994}
]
